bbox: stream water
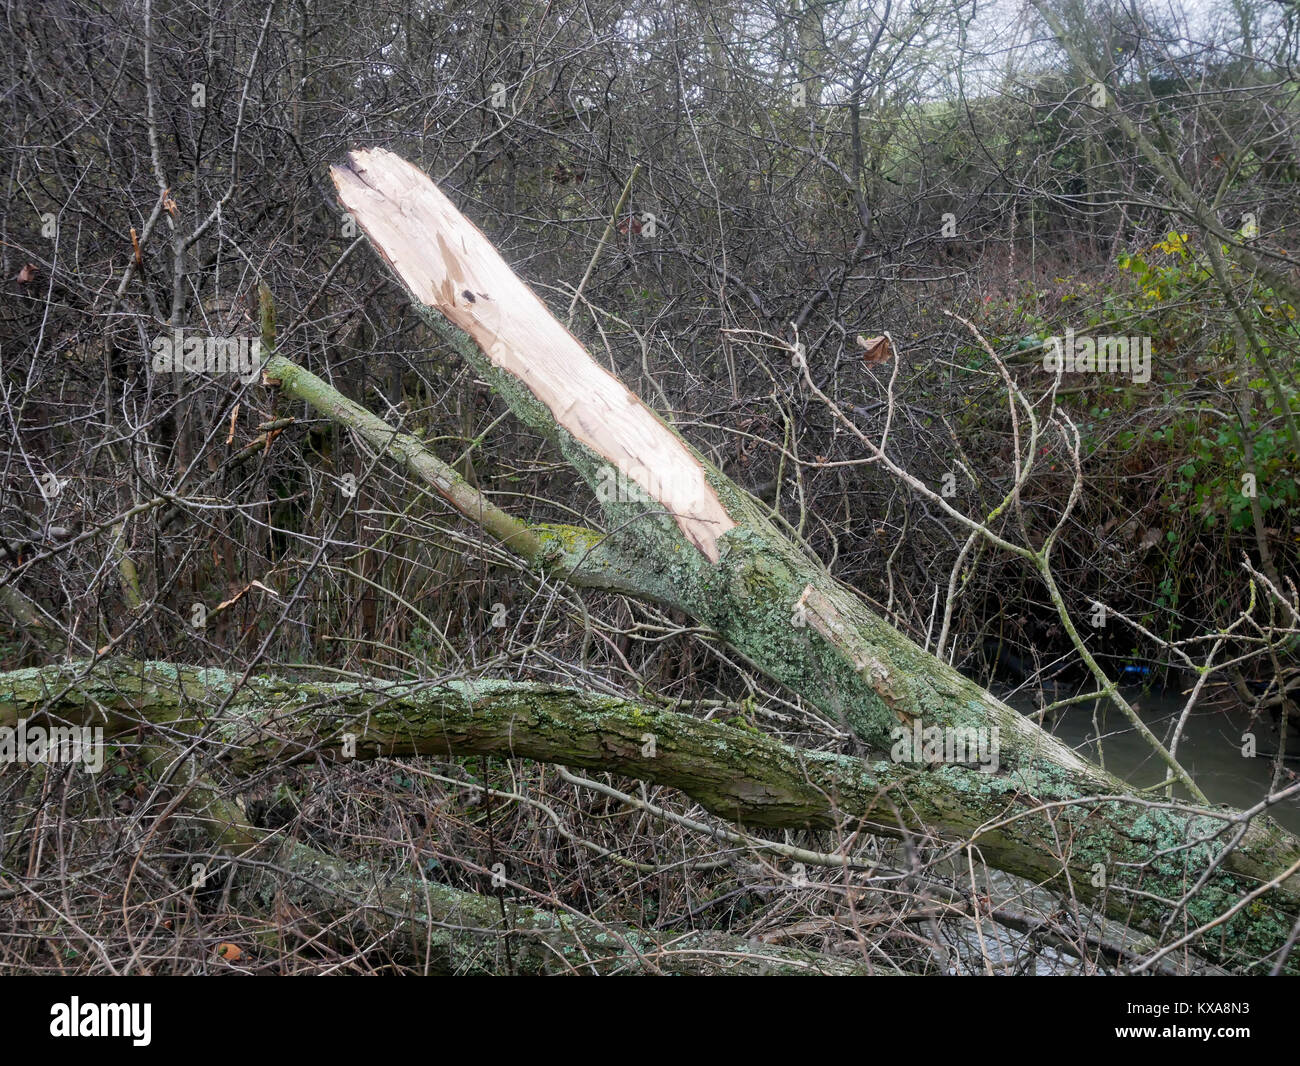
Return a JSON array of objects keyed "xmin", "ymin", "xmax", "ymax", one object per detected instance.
[
  {"xmin": 1002, "ymin": 684, "xmax": 1300, "ymax": 833},
  {"xmin": 929, "ymin": 686, "xmax": 1300, "ymax": 972}
]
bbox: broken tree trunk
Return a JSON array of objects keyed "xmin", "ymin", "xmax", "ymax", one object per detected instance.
[
  {"xmin": 0, "ymin": 657, "xmax": 1189, "ymax": 973},
  {"xmin": 302, "ymin": 147, "xmax": 1300, "ymax": 973}
]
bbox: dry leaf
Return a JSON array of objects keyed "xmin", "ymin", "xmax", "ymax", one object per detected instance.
[
  {"xmin": 214, "ymin": 591, "xmax": 238, "ymax": 613},
  {"xmin": 16, "ymin": 263, "xmax": 38, "ymax": 284},
  {"xmin": 215, "ymin": 579, "xmax": 281, "ymax": 613},
  {"xmin": 227, "ymin": 403, "xmax": 240, "ymax": 446},
  {"xmin": 215, "ymin": 942, "xmax": 242, "ymax": 961},
  {"xmin": 856, "ymin": 334, "xmax": 892, "ymax": 364}
]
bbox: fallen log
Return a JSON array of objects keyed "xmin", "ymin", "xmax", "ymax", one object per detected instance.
[
  {"xmin": 0, "ymin": 656, "xmax": 915, "ymax": 832},
  {"xmin": 0, "ymin": 657, "xmax": 1218, "ymax": 973},
  {"xmin": 0, "ymin": 663, "xmax": 881, "ymax": 975}
]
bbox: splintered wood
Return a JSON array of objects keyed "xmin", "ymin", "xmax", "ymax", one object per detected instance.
[{"xmin": 331, "ymin": 148, "xmax": 736, "ymax": 562}]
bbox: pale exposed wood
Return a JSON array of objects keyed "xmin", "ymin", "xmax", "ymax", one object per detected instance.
[{"xmin": 330, "ymin": 148, "xmax": 736, "ymax": 562}]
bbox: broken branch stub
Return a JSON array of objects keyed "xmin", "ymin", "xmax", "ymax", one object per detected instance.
[{"xmin": 330, "ymin": 148, "xmax": 735, "ymax": 562}]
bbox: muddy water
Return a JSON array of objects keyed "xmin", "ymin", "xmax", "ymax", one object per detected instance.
[{"xmin": 1002, "ymin": 686, "xmax": 1300, "ymax": 834}]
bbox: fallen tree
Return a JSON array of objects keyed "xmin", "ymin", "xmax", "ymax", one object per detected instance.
[
  {"xmin": 0, "ymin": 656, "xmax": 919, "ymax": 833},
  {"xmin": 0, "ymin": 657, "xmax": 1218, "ymax": 973},
  {"xmin": 246, "ymin": 146, "xmax": 1300, "ymax": 973},
  {"xmin": 0, "ymin": 658, "xmax": 899, "ymax": 974}
]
